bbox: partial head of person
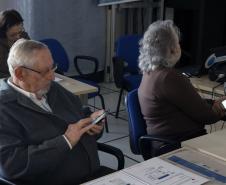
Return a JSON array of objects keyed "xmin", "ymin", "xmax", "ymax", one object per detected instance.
[
  {"xmin": 0, "ymin": 9, "xmax": 25, "ymax": 46},
  {"xmin": 7, "ymin": 39, "xmax": 57, "ymax": 98},
  {"xmin": 139, "ymin": 20, "xmax": 181, "ymax": 73}
]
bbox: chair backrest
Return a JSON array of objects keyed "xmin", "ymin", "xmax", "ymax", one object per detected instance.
[
  {"xmin": 74, "ymin": 55, "xmax": 99, "ymax": 82},
  {"xmin": 39, "ymin": 38, "xmax": 69, "ymax": 73},
  {"xmin": 115, "ymin": 35, "xmax": 142, "ymax": 74},
  {"xmin": 126, "ymin": 88, "xmax": 147, "ymax": 154}
]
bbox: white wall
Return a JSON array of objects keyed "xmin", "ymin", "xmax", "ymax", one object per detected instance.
[{"xmin": 0, "ymin": 0, "xmax": 106, "ymax": 75}]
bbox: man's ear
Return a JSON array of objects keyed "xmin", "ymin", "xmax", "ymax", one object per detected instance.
[{"xmin": 14, "ymin": 67, "xmax": 24, "ymax": 81}]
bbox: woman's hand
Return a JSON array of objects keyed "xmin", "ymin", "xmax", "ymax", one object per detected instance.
[{"xmin": 212, "ymin": 97, "xmax": 226, "ymax": 118}]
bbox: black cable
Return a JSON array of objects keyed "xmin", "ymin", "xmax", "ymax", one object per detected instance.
[{"xmin": 212, "ymin": 82, "xmax": 223, "ymax": 99}]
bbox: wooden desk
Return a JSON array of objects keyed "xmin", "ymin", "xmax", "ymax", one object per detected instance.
[
  {"xmin": 182, "ymin": 129, "xmax": 226, "ymax": 162},
  {"xmin": 190, "ymin": 75, "xmax": 224, "ymax": 97},
  {"xmin": 55, "ymin": 73, "xmax": 98, "ymax": 103}
]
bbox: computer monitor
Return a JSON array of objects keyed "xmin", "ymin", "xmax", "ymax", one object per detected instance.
[{"xmin": 164, "ymin": 0, "xmax": 226, "ymax": 76}]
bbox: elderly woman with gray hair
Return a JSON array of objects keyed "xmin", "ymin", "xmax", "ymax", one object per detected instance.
[{"xmin": 138, "ymin": 20, "xmax": 225, "ymax": 142}]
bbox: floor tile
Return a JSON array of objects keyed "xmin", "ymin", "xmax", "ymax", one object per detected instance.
[
  {"xmin": 98, "ymin": 115, "xmax": 129, "ymax": 143},
  {"xmin": 100, "ymin": 85, "xmax": 119, "ymax": 95},
  {"xmin": 104, "ymin": 136, "xmax": 144, "ymax": 163},
  {"xmin": 99, "ymin": 82, "xmax": 118, "ymax": 92},
  {"xmin": 98, "ymin": 151, "xmax": 140, "ymax": 169}
]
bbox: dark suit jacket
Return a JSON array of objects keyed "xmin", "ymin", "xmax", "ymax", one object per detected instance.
[{"xmin": 0, "ymin": 79, "xmax": 100, "ymax": 185}]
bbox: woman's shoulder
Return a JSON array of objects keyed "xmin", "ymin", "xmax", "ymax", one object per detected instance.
[
  {"xmin": 150, "ymin": 67, "xmax": 182, "ymax": 80},
  {"xmin": 163, "ymin": 68, "xmax": 185, "ymax": 79},
  {"xmin": 161, "ymin": 68, "xmax": 192, "ymax": 89},
  {"xmin": 142, "ymin": 67, "xmax": 186, "ymax": 83},
  {"xmin": 163, "ymin": 67, "xmax": 179, "ymax": 75}
]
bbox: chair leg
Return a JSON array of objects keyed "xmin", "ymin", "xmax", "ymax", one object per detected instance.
[
  {"xmin": 115, "ymin": 88, "xmax": 123, "ymax": 118},
  {"xmin": 98, "ymin": 94, "xmax": 109, "ymax": 133},
  {"xmin": 94, "ymin": 97, "xmax": 96, "ymax": 111}
]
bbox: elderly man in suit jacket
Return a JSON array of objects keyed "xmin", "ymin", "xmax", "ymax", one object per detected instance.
[{"xmin": 0, "ymin": 39, "xmax": 106, "ymax": 185}]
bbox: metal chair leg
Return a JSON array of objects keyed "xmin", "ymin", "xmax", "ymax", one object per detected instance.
[{"xmin": 115, "ymin": 88, "xmax": 123, "ymax": 118}]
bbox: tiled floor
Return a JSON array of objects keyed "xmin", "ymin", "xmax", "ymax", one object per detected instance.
[{"xmin": 87, "ymin": 81, "xmax": 226, "ymax": 170}]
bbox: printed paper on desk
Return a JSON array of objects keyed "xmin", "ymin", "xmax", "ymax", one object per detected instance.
[
  {"xmin": 83, "ymin": 171, "xmax": 146, "ymax": 185},
  {"xmin": 54, "ymin": 77, "xmax": 63, "ymax": 82},
  {"xmin": 123, "ymin": 157, "xmax": 209, "ymax": 185}
]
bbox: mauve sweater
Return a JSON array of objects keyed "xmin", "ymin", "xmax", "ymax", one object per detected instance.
[{"xmin": 138, "ymin": 67, "xmax": 220, "ymax": 137}]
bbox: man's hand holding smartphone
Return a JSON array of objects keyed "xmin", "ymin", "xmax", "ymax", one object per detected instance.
[
  {"xmin": 92, "ymin": 111, "xmax": 107, "ymax": 125},
  {"xmin": 64, "ymin": 110, "xmax": 106, "ymax": 147},
  {"xmin": 87, "ymin": 110, "xmax": 106, "ymax": 135}
]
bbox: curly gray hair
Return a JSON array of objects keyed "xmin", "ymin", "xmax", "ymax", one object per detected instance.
[{"xmin": 138, "ymin": 20, "xmax": 180, "ymax": 73}]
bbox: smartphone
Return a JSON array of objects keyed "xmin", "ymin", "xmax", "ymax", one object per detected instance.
[
  {"xmin": 222, "ymin": 100, "xmax": 226, "ymax": 109},
  {"xmin": 92, "ymin": 111, "xmax": 107, "ymax": 125}
]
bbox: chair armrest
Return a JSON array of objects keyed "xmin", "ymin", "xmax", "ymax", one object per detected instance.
[
  {"xmin": 139, "ymin": 135, "xmax": 181, "ymax": 160},
  {"xmin": 74, "ymin": 55, "xmax": 98, "ymax": 76},
  {"xmin": 97, "ymin": 143, "xmax": 125, "ymax": 170},
  {"xmin": 139, "ymin": 135, "xmax": 181, "ymax": 146}
]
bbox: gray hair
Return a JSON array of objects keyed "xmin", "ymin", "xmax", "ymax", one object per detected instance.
[
  {"xmin": 138, "ymin": 20, "xmax": 180, "ymax": 73},
  {"xmin": 7, "ymin": 38, "xmax": 48, "ymax": 77}
]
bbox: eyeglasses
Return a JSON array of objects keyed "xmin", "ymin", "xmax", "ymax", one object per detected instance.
[{"xmin": 21, "ymin": 63, "xmax": 58, "ymax": 76}]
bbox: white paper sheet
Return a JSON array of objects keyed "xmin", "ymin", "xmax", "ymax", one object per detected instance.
[
  {"xmin": 54, "ymin": 76, "xmax": 63, "ymax": 82},
  {"xmin": 124, "ymin": 158, "xmax": 209, "ymax": 185},
  {"xmin": 83, "ymin": 157, "xmax": 209, "ymax": 185},
  {"xmin": 84, "ymin": 171, "xmax": 147, "ymax": 185}
]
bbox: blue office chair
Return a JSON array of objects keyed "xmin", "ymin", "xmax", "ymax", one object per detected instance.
[
  {"xmin": 74, "ymin": 55, "xmax": 108, "ymax": 132},
  {"xmin": 116, "ymin": 35, "xmax": 142, "ymax": 74},
  {"xmin": 113, "ymin": 35, "xmax": 143, "ymax": 118},
  {"xmin": 126, "ymin": 89, "xmax": 181, "ymax": 160},
  {"xmin": 39, "ymin": 38, "xmax": 69, "ymax": 74},
  {"xmin": 39, "ymin": 38, "xmax": 109, "ymax": 132}
]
